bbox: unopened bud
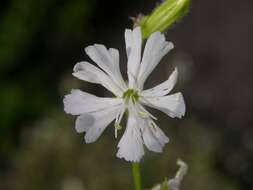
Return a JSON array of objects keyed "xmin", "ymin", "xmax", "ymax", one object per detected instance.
[{"xmin": 136, "ymin": 0, "xmax": 191, "ymax": 39}]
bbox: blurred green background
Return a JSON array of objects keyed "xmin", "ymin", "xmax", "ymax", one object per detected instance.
[{"xmin": 0, "ymin": 0, "xmax": 253, "ymax": 189}]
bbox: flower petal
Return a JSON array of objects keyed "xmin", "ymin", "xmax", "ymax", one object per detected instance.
[
  {"xmin": 73, "ymin": 61, "xmax": 103, "ymax": 83},
  {"xmin": 141, "ymin": 67, "xmax": 178, "ymax": 97},
  {"xmin": 137, "ymin": 32, "xmax": 174, "ymax": 89},
  {"xmin": 125, "ymin": 27, "xmax": 142, "ymax": 88},
  {"xmin": 151, "ymin": 124, "xmax": 170, "ymax": 146},
  {"xmin": 75, "ymin": 104, "xmax": 122, "ymax": 143},
  {"xmin": 63, "ymin": 89, "xmax": 122, "ymax": 115},
  {"xmin": 141, "ymin": 92, "xmax": 185, "ymax": 118},
  {"xmin": 116, "ymin": 111, "xmax": 144, "ymax": 162},
  {"xmin": 85, "ymin": 44, "xmax": 126, "ymax": 90},
  {"xmin": 142, "ymin": 120, "xmax": 169, "ymax": 152},
  {"xmin": 72, "ymin": 62, "xmax": 123, "ymax": 96}
]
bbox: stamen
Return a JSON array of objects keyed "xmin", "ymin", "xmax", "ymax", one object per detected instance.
[
  {"xmin": 114, "ymin": 123, "xmax": 122, "ymax": 138},
  {"xmin": 114, "ymin": 106, "xmax": 126, "ymax": 138},
  {"xmin": 122, "ymin": 89, "xmax": 139, "ymax": 103},
  {"xmin": 139, "ymin": 111, "xmax": 149, "ymax": 118},
  {"xmin": 138, "ymin": 104, "xmax": 157, "ymax": 120},
  {"xmin": 149, "ymin": 119, "xmax": 158, "ymax": 129}
]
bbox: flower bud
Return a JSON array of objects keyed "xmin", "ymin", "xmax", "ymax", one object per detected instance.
[{"xmin": 137, "ymin": 0, "xmax": 191, "ymax": 39}]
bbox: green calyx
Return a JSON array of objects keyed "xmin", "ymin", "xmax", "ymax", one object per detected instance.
[
  {"xmin": 137, "ymin": 0, "xmax": 191, "ymax": 39},
  {"xmin": 122, "ymin": 89, "xmax": 139, "ymax": 103}
]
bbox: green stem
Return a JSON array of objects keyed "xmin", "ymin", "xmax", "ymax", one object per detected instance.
[{"xmin": 132, "ymin": 162, "xmax": 142, "ymax": 190}]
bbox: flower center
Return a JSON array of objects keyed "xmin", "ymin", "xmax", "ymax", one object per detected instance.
[{"xmin": 122, "ymin": 89, "xmax": 139, "ymax": 103}]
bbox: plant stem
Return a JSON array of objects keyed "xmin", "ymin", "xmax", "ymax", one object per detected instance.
[{"xmin": 132, "ymin": 162, "xmax": 142, "ymax": 190}]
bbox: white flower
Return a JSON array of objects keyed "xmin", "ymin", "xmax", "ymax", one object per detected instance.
[{"xmin": 63, "ymin": 27, "xmax": 185, "ymax": 162}]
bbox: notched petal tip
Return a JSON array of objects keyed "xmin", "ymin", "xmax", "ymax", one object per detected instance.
[
  {"xmin": 170, "ymin": 93, "xmax": 186, "ymax": 119},
  {"xmin": 63, "ymin": 90, "xmax": 85, "ymax": 115},
  {"xmin": 125, "ymin": 28, "xmax": 132, "ymax": 33},
  {"xmin": 149, "ymin": 30, "xmax": 163, "ymax": 38},
  {"xmin": 72, "ymin": 61, "xmax": 102, "ymax": 84},
  {"xmin": 84, "ymin": 45, "xmax": 92, "ymax": 53},
  {"xmin": 133, "ymin": 26, "xmax": 141, "ymax": 34},
  {"xmin": 75, "ymin": 114, "xmax": 95, "ymax": 133},
  {"xmin": 176, "ymin": 93, "xmax": 186, "ymax": 118},
  {"xmin": 73, "ymin": 62, "xmax": 84, "ymax": 72},
  {"xmin": 163, "ymin": 41, "xmax": 174, "ymax": 54},
  {"xmin": 168, "ymin": 92, "xmax": 185, "ymax": 119},
  {"xmin": 116, "ymin": 152, "xmax": 142, "ymax": 162},
  {"xmin": 168, "ymin": 41, "xmax": 174, "ymax": 49},
  {"xmin": 84, "ymin": 44, "xmax": 107, "ymax": 58},
  {"xmin": 63, "ymin": 93, "xmax": 75, "ymax": 115},
  {"xmin": 174, "ymin": 66, "xmax": 178, "ymax": 74},
  {"xmin": 84, "ymin": 133, "xmax": 97, "ymax": 144}
]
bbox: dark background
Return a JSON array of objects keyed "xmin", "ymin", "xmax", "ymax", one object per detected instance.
[{"xmin": 0, "ymin": 0, "xmax": 253, "ymax": 189}]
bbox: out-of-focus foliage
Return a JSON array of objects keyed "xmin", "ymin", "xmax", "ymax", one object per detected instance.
[
  {"xmin": 0, "ymin": 0, "xmax": 253, "ymax": 190},
  {"xmin": 0, "ymin": 0, "xmax": 93, "ymax": 151}
]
